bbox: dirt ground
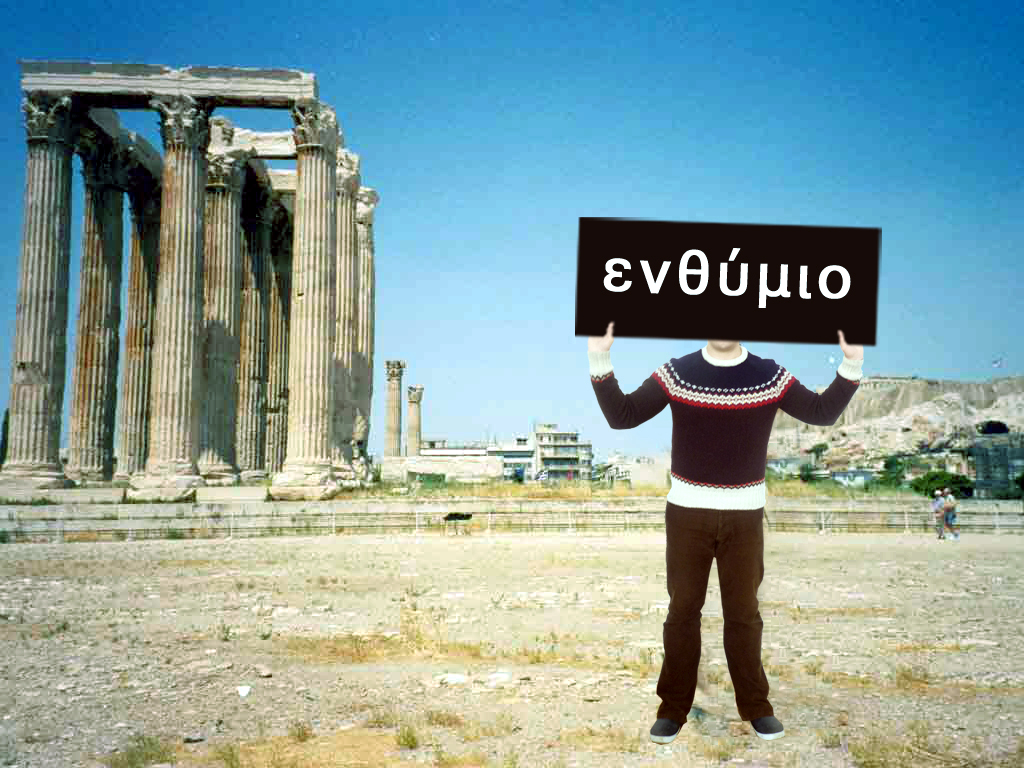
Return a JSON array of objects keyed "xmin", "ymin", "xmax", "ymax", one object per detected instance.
[{"xmin": 1, "ymin": 527, "xmax": 1023, "ymax": 768}]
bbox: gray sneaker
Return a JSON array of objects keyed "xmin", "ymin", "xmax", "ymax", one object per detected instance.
[
  {"xmin": 751, "ymin": 715, "xmax": 785, "ymax": 740},
  {"xmin": 650, "ymin": 718, "xmax": 682, "ymax": 744}
]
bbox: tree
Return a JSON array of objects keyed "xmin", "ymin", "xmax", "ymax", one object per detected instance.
[
  {"xmin": 909, "ymin": 469, "xmax": 974, "ymax": 498},
  {"xmin": 807, "ymin": 442, "xmax": 829, "ymax": 466},
  {"xmin": 1017, "ymin": 472, "xmax": 1024, "ymax": 515},
  {"xmin": 877, "ymin": 455, "xmax": 907, "ymax": 487}
]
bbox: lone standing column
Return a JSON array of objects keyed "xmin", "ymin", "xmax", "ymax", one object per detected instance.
[
  {"xmin": 197, "ymin": 147, "xmax": 248, "ymax": 483},
  {"xmin": 332, "ymin": 149, "xmax": 360, "ymax": 481},
  {"xmin": 385, "ymin": 361, "xmax": 406, "ymax": 457},
  {"xmin": 66, "ymin": 125, "xmax": 124, "ymax": 483},
  {"xmin": 114, "ymin": 184, "xmax": 161, "ymax": 482},
  {"xmin": 407, "ymin": 385, "xmax": 423, "ymax": 456},
  {"xmin": 274, "ymin": 99, "xmax": 339, "ymax": 487},
  {"xmin": 137, "ymin": 95, "xmax": 212, "ymax": 487},
  {"xmin": 351, "ymin": 187, "xmax": 379, "ymax": 478},
  {"xmin": 1, "ymin": 94, "xmax": 75, "ymax": 488}
]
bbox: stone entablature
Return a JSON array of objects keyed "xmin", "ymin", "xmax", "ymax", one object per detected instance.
[{"xmin": 20, "ymin": 61, "xmax": 317, "ymax": 108}]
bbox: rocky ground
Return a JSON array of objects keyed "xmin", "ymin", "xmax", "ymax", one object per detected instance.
[{"xmin": 1, "ymin": 528, "xmax": 1023, "ymax": 767}]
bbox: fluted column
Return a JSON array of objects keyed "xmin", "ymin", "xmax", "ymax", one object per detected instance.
[
  {"xmin": 407, "ymin": 385, "xmax": 423, "ymax": 456},
  {"xmin": 385, "ymin": 361, "xmax": 406, "ymax": 457},
  {"xmin": 351, "ymin": 187, "xmax": 379, "ymax": 477},
  {"xmin": 331, "ymin": 148, "xmax": 360, "ymax": 481},
  {"xmin": 66, "ymin": 125, "xmax": 124, "ymax": 483},
  {"xmin": 236, "ymin": 189, "xmax": 272, "ymax": 482},
  {"xmin": 274, "ymin": 99, "xmax": 339, "ymax": 486},
  {"xmin": 1, "ymin": 94, "xmax": 75, "ymax": 488},
  {"xmin": 197, "ymin": 149, "xmax": 247, "ymax": 483},
  {"xmin": 136, "ymin": 95, "xmax": 212, "ymax": 487},
  {"xmin": 264, "ymin": 205, "xmax": 292, "ymax": 475},
  {"xmin": 113, "ymin": 185, "xmax": 161, "ymax": 481}
]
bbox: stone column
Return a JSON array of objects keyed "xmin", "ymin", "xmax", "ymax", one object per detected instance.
[
  {"xmin": 236, "ymin": 186, "xmax": 272, "ymax": 482},
  {"xmin": 407, "ymin": 385, "xmax": 423, "ymax": 457},
  {"xmin": 351, "ymin": 187, "xmax": 379, "ymax": 478},
  {"xmin": 136, "ymin": 95, "xmax": 212, "ymax": 488},
  {"xmin": 113, "ymin": 185, "xmax": 161, "ymax": 481},
  {"xmin": 197, "ymin": 148, "xmax": 248, "ymax": 483},
  {"xmin": 274, "ymin": 99, "xmax": 339, "ymax": 487},
  {"xmin": 264, "ymin": 204, "xmax": 292, "ymax": 475},
  {"xmin": 66, "ymin": 125, "xmax": 124, "ymax": 484},
  {"xmin": 385, "ymin": 361, "xmax": 406, "ymax": 457},
  {"xmin": 331, "ymin": 149, "xmax": 360, "ymax": 482},
  {"xmin": 1, "ymin": 94, "xmax": 75, "ymax": 488}
]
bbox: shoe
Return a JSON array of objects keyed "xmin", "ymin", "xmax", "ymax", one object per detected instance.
[
  {"xmin": 751, "ymin": 715, "xmax": 785, "ymax": 740},
  {"xmin": 650, "ymin": 718, "xmax": 682, "ymax": 744}
]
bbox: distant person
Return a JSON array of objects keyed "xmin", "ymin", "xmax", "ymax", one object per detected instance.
[
  {"xmin": 932, "ymin": 489, "xmax": 946, "ymax": 540},
  {"xmin": 943, "ymin": 487, "xmax": 960, "ymax": 540},
  {"xmin": 588, "ymin": 324, "xmax": 863, "ymax": 744}
]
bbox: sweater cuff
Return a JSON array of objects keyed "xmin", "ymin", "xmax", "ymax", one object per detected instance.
[
  {"xmin": 837, "ymin": 355, "xmax": 864, "ymax": 382},
  {"xmin": 588, "ymin": 350, "xmax": 613, "ymax": 378}
]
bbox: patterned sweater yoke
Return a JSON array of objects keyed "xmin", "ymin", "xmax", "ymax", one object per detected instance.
[{"xmin": 589, "ymin": 343, "xmax": 863, "ymax": 510}]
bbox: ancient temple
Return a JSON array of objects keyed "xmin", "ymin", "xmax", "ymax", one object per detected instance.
[{"xmin": 1, "ymin": 62, "xmax": 379, "ymax": 497}]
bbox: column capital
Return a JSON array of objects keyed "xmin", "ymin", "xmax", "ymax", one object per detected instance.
[
  {"xmin": 22, "ymin": 92, "xmax": 74, "ymax": 145},
  {"xmin": 210, "ymin": 115, "xmax": 236, "ymax": 146},
  {"xmin": 385, "ymin": 360, "xmax": 406, "ymax": 381},
  {"xmin": 337, "ymin": 148, "xmax": 361, "ymax": 196},
  {"xmin": 407, "ymin": 385, "xmax": 424, "ymax": 404},
  {"xmin": 150, "ymin": 95, "xmax": 213, "ymax": 152},
  {"xmin": 206, "ymin": 149, "xmax": 250, "ymax": 192},
  {"xmin": 75, "ymin": 123, "xmax": 121, "ymax": 188},
  {"xmin": 356, "ymin": 186, "xmax": 379, "ymax": 225},
  {"xmin": 291, "ymin": 99, "xmax": 340, "ymax": 154}
]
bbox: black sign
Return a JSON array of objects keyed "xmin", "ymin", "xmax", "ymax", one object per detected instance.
[{"xmin": 575, "ymin": 218, "xmax": 879, "ymax": 345}]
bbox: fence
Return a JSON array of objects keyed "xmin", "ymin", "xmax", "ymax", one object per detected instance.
[{"xmin": 0, "ymin": 496, "xmax": 1021, "ymax": 543}]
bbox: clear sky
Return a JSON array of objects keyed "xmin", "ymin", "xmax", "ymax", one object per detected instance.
[{"xmin": 0, "ymin": 1, "xmax": 1021, "ymax": 464}]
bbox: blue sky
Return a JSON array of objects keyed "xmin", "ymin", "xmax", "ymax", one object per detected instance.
[{"xmin": 0, "ymin": 1, "xmax": 1021, "ymax": 463}]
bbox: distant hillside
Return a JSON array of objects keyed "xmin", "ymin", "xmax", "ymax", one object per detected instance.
[{"xmin": 768, "ymin": 374, "xmax": 1024, "ymax": 466}]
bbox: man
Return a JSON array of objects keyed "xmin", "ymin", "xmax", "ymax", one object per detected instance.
[
  {"xmin": 932, "ymin": 489, "xmax": 946, "ymax": 540},
  {"xmin": 587, "ymin": 325, "xmax": 863, "ymax": 744},
  {"xmin": 943, "ymin": 487, "xmax": 960, "ymax": 541}
]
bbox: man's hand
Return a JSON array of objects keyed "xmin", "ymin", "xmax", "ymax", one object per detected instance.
[
  {"xmin": 588, "ymin": 321, "xmax": 614, "ymax": 353},
  {"xmin": 838, "ymin": 330, "xmax": 863, "ymax": 361}
]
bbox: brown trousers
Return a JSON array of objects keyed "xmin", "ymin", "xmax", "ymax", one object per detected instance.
[{"xmin": 656, "ymin": 501, "xmax": 774, "ymax": 724}]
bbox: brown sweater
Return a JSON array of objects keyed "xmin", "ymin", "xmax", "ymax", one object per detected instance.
[{"xmin": 589, "ymin": 344, "xmax": 862, "ymax": 509}]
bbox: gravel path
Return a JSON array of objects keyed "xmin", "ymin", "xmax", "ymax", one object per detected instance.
[{"xmin": 1, "ymin": 529, "xmax": 1022, "ymax": 767}]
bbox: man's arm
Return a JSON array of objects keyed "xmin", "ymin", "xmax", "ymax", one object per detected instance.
[
  {"xmin": 589, "ymin": 349, "xmax": 670, "ymax": 429},
  {"xmin": 778, "ymin": 355, "xmax": 863, "ymax": 426}
]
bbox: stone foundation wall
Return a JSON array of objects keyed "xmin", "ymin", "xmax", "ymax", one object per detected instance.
[{"xmin": 376, "ymin": 455, "xmax": 504, "ymax": 484}]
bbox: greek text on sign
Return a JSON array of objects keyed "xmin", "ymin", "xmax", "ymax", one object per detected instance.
[{"xmin": 574, "ymin": 218, "xmax": 880, "ymax": 345}]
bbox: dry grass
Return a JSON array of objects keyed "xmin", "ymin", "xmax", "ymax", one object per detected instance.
[
  {"xmin": 760, "ymin": 598, "xmax": 895, "ymax": 620},
  {"xmin": 98, "ymin": 733, "xmax": 176, "ymax": 768},
  {"xmin": 332, "ymin": 476, "xmax": 923, "ymax": 502},
  {"xmin": 177, "ymin": 727, "xmax": 406, "ymax": 767},
  {"xmin": 846, "ymin": 719, "xmax": 1024, "ymax": 768},
  {"xmin": 557, "ymin": 725, "xmax": 648, "ymax": 753}
]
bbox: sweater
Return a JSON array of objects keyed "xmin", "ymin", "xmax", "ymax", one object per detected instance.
[{"xmin": 589, "ymin": 343, "xmax": 863, "ymax": 510}]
